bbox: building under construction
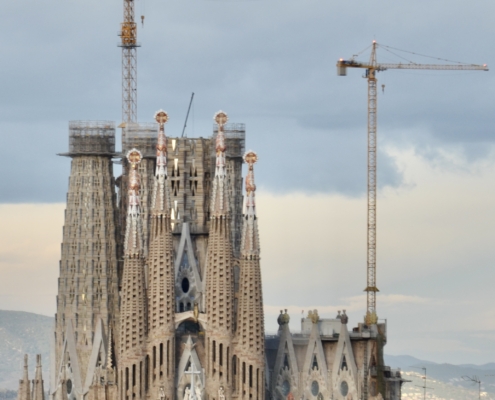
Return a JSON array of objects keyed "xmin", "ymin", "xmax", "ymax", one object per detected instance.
[
  {"xmin": 13, "ymin": 0, "xmax": 407, "ymax": 398},
  {"xmin": 14, "ymin": 113, "xmax": 404, "ymax": 400}
]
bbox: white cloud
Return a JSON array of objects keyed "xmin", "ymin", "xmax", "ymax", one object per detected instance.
[{"xmin": 257, "ymin": 145, "xmax": 495, "ymax": 363}]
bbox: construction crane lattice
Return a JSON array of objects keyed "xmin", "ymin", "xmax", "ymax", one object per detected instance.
[
  {"xmin": 119, "ymin": 0, "xmax": 140, "ymax": 123},
  {"xmin": 337, "ymin": 41, "xmax": 488, "ymax": 327}
]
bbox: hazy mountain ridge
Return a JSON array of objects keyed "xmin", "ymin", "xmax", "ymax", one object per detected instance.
[
  {"xmin": 0, "ymin": 310, "xmax": 53, "ymax": 390},
  {"xmin": 385, "ymin": 355, "xmax": 495, "ymax": 399},
  {"xmin": 0, "ymin": 310, "xmax": 493, "ymax": 400}
]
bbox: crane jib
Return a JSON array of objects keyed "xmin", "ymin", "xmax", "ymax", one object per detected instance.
[{"xmin": 337, "ymin": 59, "xmax": 488, "ymax": 75}]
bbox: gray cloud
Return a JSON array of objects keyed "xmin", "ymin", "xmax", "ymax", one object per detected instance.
[{"xmin": 1, "ymin": 0, "xmax": 495, "ymax": 202}]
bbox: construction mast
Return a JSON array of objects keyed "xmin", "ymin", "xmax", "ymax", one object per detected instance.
[
  {"xmin": 337, "ymin": 41, "xmax": 488, "ymax": 326},
  {"xmin": 119, "ymin": 0, "xmax": 139, "ymax": 123}
]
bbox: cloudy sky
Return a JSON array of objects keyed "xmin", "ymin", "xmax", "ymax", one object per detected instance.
[{"xmin": 1, "ymin": 0, "xmax": 495, "ymax": 366}]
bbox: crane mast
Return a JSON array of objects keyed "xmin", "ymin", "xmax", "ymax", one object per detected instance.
[
  {"xmin": 119, "ymin": 0, "xmax": 139, "ymax": 123},
  {"xmin": 366, "ymin": 42, "xmax": 378, "ymax": 326},
  {"xmin": 337, "ymin": 41, "xmax": 488, "ymax": 327}
]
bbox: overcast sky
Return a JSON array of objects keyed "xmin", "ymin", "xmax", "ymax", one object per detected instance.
[{"xmin": 1, "ymin": 0, "xmax": 494, "ymax": 366}]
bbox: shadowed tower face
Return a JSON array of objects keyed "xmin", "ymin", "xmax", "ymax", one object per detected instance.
[
  {"xmin": 54, "ymin": 122, "xmax": 119, "ymax": 395},
  {"xmin": 205, "ymin": 111, "xmax": 235, "ymax": 400},
  {"xmin": 146, "ymin": 111, "xmax": 176, "ymax": 400}
]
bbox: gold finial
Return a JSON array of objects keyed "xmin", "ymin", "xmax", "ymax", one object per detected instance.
[
  {"xmin": 309, "ymin": 309, "xmax": 319, "ymax": 324},
  {"xmin": 243, "ymin": 151, "xmax": 258, "ymax": 166},
  {"xmin": 244, "ymin": 151, "xmax": 258, "ymax": 195},
  {"xmin": 127, "ymin": 149, "xmax": 142, "ymax": 191},
  {"xmin": 214, "ymin": 110, "xmax": 228, "ymax": 127},
  {"xmin": 154, "ymin": 110, "xmax": 169, "ymax": 125},
  {"xmin": 214, "ymin": 111, "xmax": 228, "ymax": 154},
  {"xmin": 127, "ymin": 148, "xmax": 142, "ymax": 165}
]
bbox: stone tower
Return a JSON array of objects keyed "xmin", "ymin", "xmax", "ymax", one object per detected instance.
[
  {"xmin": 32, "ymin": 355, "xmax": 46, "ymax": 400},
  {"xmin": 146, "ymin": 111, "xmax": 176, "ymax": 400},
  {"xmin": 119, "ymin": 149, "xmax": 148, "ymax": 400},
  {"xmin": 53, "ymin": 122, "xmax": 120, "ymax": 398},
  {"xmin": 234, "ymin": 152, "xmax": 265, "ymax": 400},
  {"xmin": 16, "ymin": 354, "xmax": 46, "ymax": 400},
  {"xmin": 17, "ymin": 355, "xmax": 31, "ymax": 400},
  {"xmin": 205, "ymin": 111, "xmax": 236, "ymax": 400}
]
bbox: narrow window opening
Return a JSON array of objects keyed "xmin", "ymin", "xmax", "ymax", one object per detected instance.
[
  {"xmin": 219, "ymin": 343, "xmax": 223, "ymax": 366},
  {"xmin": 167, "ymin": 340, "xmax": 170, "ymax": 376}
]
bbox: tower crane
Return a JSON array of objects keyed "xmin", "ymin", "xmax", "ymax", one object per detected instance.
[
  {"xmin": 119, "ymin": 0, "xmax": 140, "ymax": 123},
  {"xmin": 337, "ymin": 41, "xmax": 488, "ymax": 326}
]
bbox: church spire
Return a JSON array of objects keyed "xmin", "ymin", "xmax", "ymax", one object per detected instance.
[
  {"xmin": 241, "ymin": 151, "xmax": 260, "ymax": 257},
  {"xmin": 119, "ymin": 147, "xmax": 147, "ymax": 393},
  {"xmin": 32, "ymin": 355, "xmax": 45, "ymax": 400},
  {"xmin": 17, "ymin": 354, "xmax": 31, "ymax": 400},
  {"xmin": 124, "ymin": 149, "xmax": 144, "ymax": 257},
  {"xmin": 234, "ymin": 151, "xmax": 265, "ymax": 400},
  {"xmin": 151, "ymin": 110, "xmax": 171, "ymax": 214},
  {"xmin": 146, "ymin": 109, "xmax": 176, "ymax": 400},
  {"xmin": 205, "ymin": 110, "xmax": 235, "ymax": 399},
  {"xmin": 210, "ymin": 111, "xmax": 229, "ymax": 216}
]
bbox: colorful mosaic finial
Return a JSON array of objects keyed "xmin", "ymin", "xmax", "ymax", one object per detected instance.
[
  {"xmin": 210, "ymin": 111, "xmax": 229, "ymax": 215},
  {"xmin": 244, "ymin": 151, "xmax": 257, "ymax": 192},
  {"xmin": 241, "ymin": 150, "xmax": 260, "ymax": 256},
  {"xmin": 125, "ymin": 149, "xmax": 144, "ymax": 255},
  {"xmin": 151, "ymin": 110, "xmax": 171, "ymax": 213},
  {"xmin": 214, "ymin": 110, "xmax": 228, "ymax": 155}
]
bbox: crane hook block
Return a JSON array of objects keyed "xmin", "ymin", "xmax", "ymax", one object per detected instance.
[{"xmin": 141, "ymin": 15, "xmax": 145, "ymax": 26}]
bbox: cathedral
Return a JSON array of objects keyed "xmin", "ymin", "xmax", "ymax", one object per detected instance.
[{"xmin": 16, "ymin": 111, "xmax": 404, "ymax": 400}]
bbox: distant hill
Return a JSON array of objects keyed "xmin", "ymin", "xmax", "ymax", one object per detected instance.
[
  {"xmin": 0, "ymin": 310, "xmax": 53, "ymax": 390},
  {"xmin": 0, "ymin": 310, "xmax": 493, "ymax": 400},
  {"xmin": 385, "ymin": 354, "xmax": 495, "ymax": 398}
]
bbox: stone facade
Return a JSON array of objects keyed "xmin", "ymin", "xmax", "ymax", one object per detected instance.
[
  {"xmin": 14, "ymin": 112, "xmax": 405, "ymax": 400},
  {"xmin": 52, "ymin": 122, "xmax": 120, "ymax": 398},
  {"xmin": 16, "ymin": 354, "xmax": 46, "ymax": 400},
  {"xmin": 266, "ymin": 311, "xmax": 404, "ymax": 400}
]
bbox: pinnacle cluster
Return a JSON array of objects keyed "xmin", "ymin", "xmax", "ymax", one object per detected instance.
[{"xmin": 17, "ymin": 112, "xmax": 404, "ymax": 400}]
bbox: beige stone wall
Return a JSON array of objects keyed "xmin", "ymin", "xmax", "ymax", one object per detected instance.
[{"xmin": 55, "ymin": 155, "xmax": 119, "ymax": 385}]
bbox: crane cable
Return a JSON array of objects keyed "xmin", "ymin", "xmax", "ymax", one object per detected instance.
[{"xmin": 379, "ymin": 43, "xmax": 475, "ymax": 66}]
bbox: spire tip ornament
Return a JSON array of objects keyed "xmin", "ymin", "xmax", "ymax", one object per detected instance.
[
  {"xmin": 244, "ymin": 151, "xmax": 258, "ymax": 195},
  {"xmin": 154, "ymin": 110, "xmax": 169, "ymax": 125},
  {"xmin": 243, "ymin": 150, "xmax": 258, "ymax": 165},
  {"xmin": 127, "ymin": 148, "xmax": 142, "ymax": 166},
  {"xmin": 214, "ymin": 110, "xmax": 228, "ymax": 127}
]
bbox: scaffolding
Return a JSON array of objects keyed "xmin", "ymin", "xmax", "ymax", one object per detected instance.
[
  {"xmin": 122, "ymin": 122, "xmax": 158, "ymax": 158},
  {"xmin": 67, "ymin": 121, "xmax": 115, "ymax": 155},
  {"xmin": 212, "ymin": 123, "xmax": 246, "ymax": 158}
]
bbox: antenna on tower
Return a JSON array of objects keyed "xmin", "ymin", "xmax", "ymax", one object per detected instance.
[
  {"xmin": 411, "ymin": 366, "xmax": 433, "ymax": 400},
  {"xmin": 118, "ymin": 0, "xmax": 140, "ymax": 123}
]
